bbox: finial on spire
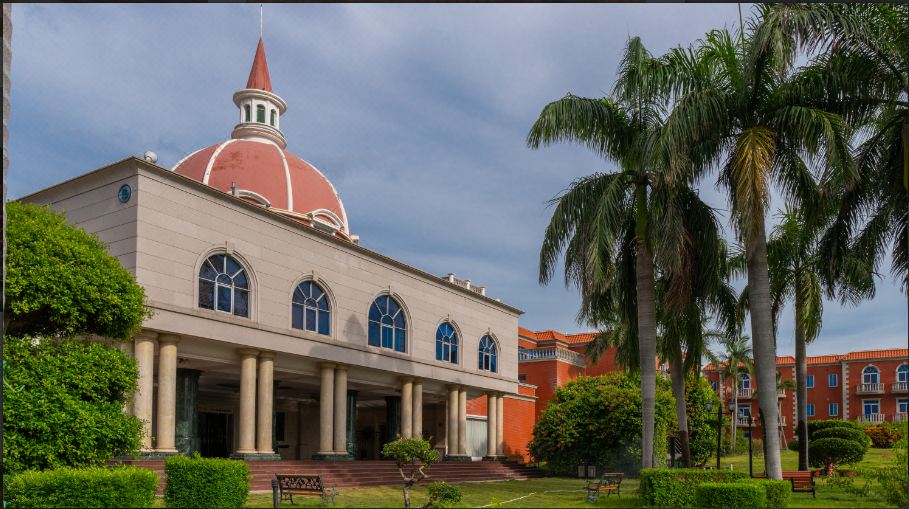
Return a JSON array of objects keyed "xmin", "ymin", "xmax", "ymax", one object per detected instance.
[{"xmin": 259, "ymin": 4, "xmax": 263, "ymax": 38}]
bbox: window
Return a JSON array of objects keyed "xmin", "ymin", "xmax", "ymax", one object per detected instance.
[
  {"xmin": 863, "ymin": 366, "xmax": 880, "ymax": 384},
  {"xmin": 737, "ymin": 404, "xmax": 751, "ymax": 418},
  {"xmin": 478, "ymin": 335, "xmax": 497, "ymax": 372},
  {"xmin": 244, "ymin": 104, "xmax": 251, "ymax": 122},
  {"xmin": 863, "ymin": 399, "xmax": 880, "ymax": 416},
  {"xmin": 898, "ymin": 365, "xmax": 908, "ymax": 383},
  {"xmin": 256, "ymin": 104, "xmax": 266, "ymax": 123},
  {"xmin": 828, "ymin": 373, "xmax": 838, "ymax": 388},
  {"xmin": 518, "ymin": 374, "xmax": 527, "ymax": 383},
  {"xmin": 806, "ymin": 375, "xmax": 814, "ymax": 389},
  {"xmin": 198, "ymin": 254, "xmax": 249, "ymax": 317},
  {"xmin": 740, "ymin": 373, "xmax": 751, "ymax": 390},
  {"xmin": 897, "ymin": 399, "xmax": 908, "ymax": 415},
  {"xmin": 828, "ymin": 403, "xmax": 839, "ymax": 416},
  {"xmin": 807, "ymin": 403, "xmax": 815, "ymax": 417},
  {"xmin": 292, "ymin": 280, "xmax": 330, "ymax": 335},
  {"xmin": 710, "ymin": 380, "xmax": 718, "ymax": 392},
  {"xmin": 368, "ymin": 295, "xmax": 406, "ymax": 352},
  {"xmin": 435, "ymin": 321, "xmax": 459, "ymax": 364},
  {"xmin": 270, "ymin": 109, "xmax": 277, "ymax": 126}
]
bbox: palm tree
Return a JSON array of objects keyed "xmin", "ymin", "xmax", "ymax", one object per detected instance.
[
  {"xmin": 766, "ymin": 207, "xmax": 874, "ymax": 470},
  {"xmin": 706, "ymin": 335, "xmax": 753, "ymax": 455},
  {"xmin": 660, "ymin": 15, "xmax": 854, "ymax": 478},
  {"xmin": 528, "ymin": 37, "xmax": 712, "ymax": 469}
]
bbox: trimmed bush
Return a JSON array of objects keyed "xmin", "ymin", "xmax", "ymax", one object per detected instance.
[
  {"xmin": 811, "ymin": 437, "xmax": 867, "ymax": 468},
  {"xmin": 164, "ymin": 455, "xmax": 250, "ymax": 508},
  {"xmin": 6, "ymin": 466, "xmax": 157, "ymax": 508},
  {"xmin": 814, "ymin": 426, "xmax": 868, "ymax": 444},
  {"xmin": 788, "ymin": 440, "xmax": 799, "ymax": 452},
  {"xmin": 736, "ymin": 479, "xmax": 791, "ymax": 508},
  {"xmin": 425, "ymin": 481, "xmax": 462, "ymax": 508},
  {"xmin": 639, "ymin": 468, "xmax": 748, "ymax": 507},
  {"xmin": 807, "ymin": 419, "xmax": 861, "ymax": 434},
  {"xmin": 695, "ymin": 482, "xmax": 766, "ymax": 508}
]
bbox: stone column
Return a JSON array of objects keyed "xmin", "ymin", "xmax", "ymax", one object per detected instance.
[
  {"xmin": 235, "ymin": 349, "xmax": 259, "ymax": 455},
  {"xmin": 412, "ymin": 380, "xmax": 423, "ymax": 439},
  {"xmin": 385, "ymin": 396, "xmax": 401, "ymax": 441},
  {"xmin": 297, "ymin": 401, "xmax": 307, "ymax": 460},
  {"xmin": 174, "ymin": 368, "xmax": 201, "ymax": 456},
  {"xmin": 485, "ymin": 393, "xmax": 497, "ymax": 459},
  {"xmin": 346, "ymin": 390, "xmax": 358, "ymax": 457},
  {"xmin": 256, "ymin": 352, "xmax": 275, "ymax": 454},
  {"xmin": 155, "ymin": 334, "xmax": 180, "ymax": 453},
  {"xmin": 133, "ymin": 332, "xmax": 157, "ymax": 451},
  {"xmin": 496, "ymin": 393, "xmax": 504, "ymax": 456},
  {"xmin": 458, "ymin": 388, "xmax": 468, "ymax": 456},
  {"xmin": 447, "ymin": 385, "xmax": 459, "ymax": 457},
  {"xmin": 400, "ymin": 377, "xmax": 413, "ymax": 439},
  {"xmin": 333, "ymin": 365, "xmax": 348, "ymax": 455},
  {"xmin": 317, "ymin": 363, "xmax": 335, "ymax": 456}
]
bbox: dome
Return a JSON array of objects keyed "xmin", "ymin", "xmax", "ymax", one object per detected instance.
[{"xmin": 173, "ymin": 139, "xmax": 351, "ymax": 239}]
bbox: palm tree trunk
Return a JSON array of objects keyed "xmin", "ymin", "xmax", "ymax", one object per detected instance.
[
  {"xmin": 745, "ymin": 215, "xmax": 783, "ymax": 480},
  {"xmin": 669, "ymin": 347, "xmax": 690, "ymax": 467},
  {"xmin": 635, "ymin": 184, "xmax": 657, "ymax": 469},
  {"xmin": 795, "ymin": 288, "xmax": 809, "ymax": 471}
]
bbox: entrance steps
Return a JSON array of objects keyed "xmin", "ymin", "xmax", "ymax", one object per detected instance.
[{"xmin": 114, "ymin": 459, "xmax": 545, "ymax": 494}]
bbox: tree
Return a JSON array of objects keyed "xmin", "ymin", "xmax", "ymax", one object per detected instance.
[
  {"xmin": 766, "ymin": 207, "xmax": 873, "ymax": 470},
  {"xmin": 4, "ymin": 201, "xmax": 149, "ymax": 339},
  {"xmin": 382, "ymin": 438, "xmax": 440, "ymax": 509},
  {"xmin": 706, "ymin": 334, "xmax": 753, "ymax": 455},
  {"xmin": 685, "ymin": 374, "xmax": 723, "ymax": 466},
  {"xmin": 660, "ymin": 14, "xmax": 854, "ymax": 477},
  {"xmin": 806, "ymin": 420, "xmax": 869, "ymax": 469}
]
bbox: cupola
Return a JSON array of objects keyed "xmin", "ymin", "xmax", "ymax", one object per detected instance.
[{"xmin": 231, "ymin": 38, "xmax": 288, "ymax": 149}]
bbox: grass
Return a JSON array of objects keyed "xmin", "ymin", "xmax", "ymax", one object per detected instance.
[{"xmin": 720, "ymin": 447, "xmax": 893, "ymax": 475}]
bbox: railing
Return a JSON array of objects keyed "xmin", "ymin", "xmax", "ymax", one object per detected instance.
[
  {"xmin": 777, "ymin": 388, "xmax": 786, "ymax": 398},
  {"xmin": 894, "ymin": 413, "xmax": 908, "ymax": 423},
  {"xmin": 859, "ymin": 413, "xmax": 886, "ymax": 424},
  {"xmin": 778, "ymin": 416, "xmax": 786, "ymax": 427},
  {"xmin": 518, "ymin": 347, "xmax": 586, "ymax": 367},
  {"xmin": 443, "ymin": 274, "xmax": 486, "ymax": 296},
  {"xmin": 892, "ymin": 382, "xmax": 908, "ymax": 393},
  {"xmin": 736, "ymin": 416, "xmax": 752, "ymax": 427},
  {"xmin": 856, "ymin": 383, "xmax": 885, "ymax": 395},
  {"xmin": 737, "ymin": 388, "xmax": 753, "ymax": 399}
]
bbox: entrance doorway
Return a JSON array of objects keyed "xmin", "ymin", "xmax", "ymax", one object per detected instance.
[{"xmin": 199, "ymin": 412, "xmax": 233, "ymax": 458}]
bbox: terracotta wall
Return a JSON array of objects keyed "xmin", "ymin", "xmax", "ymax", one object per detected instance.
[{"xmin": 502, "ymin": 395, "xmax": 536, "ymax": 462}]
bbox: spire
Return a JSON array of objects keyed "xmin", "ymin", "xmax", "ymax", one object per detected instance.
[{"xmin": 246, "ymin": 37, "xmax": 273, "ymax": 92}]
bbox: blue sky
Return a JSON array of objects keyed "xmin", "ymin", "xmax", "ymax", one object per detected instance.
[{"xmin": 7, "ymin": 4, "xmax": 907, "ymax": 356}]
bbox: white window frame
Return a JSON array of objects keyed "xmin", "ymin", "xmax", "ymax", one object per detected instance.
[
  {"xmin": 863, "ymin": 399, "xmax": 880, "ymax": 416},
  {"xmin": 828, "ymin": 373, "xmax": 838, "ymax": 388},
  {"xmin": 828, "ymin": 403, "xmax": 839, "ymax": 417},
  {"xmin": 806, "ymin": 375, "xmax": 814, "ymax": 389}
]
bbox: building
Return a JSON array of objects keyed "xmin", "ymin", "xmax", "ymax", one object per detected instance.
[
  {"xmin": 21, "ymin": 38, "xmax": 525, "ymax": 462},
  {"xmin": 703, "ymin": 348, "xmax": 909, "ymax": 444}
]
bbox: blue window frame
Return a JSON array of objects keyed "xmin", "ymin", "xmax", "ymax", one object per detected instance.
[
  {"xmin": 710, "ymin": 380, "xmax": 718, "ymax": 392},
  {"xmin": 806, "ymin": 375, "xmax": 814, "ymax": 389},
  {"xmin": 863, "ymin": 399, "xmax": 880, "ymax": 416},
  {"xmin": 898, "ymin": 365, "xmax": 908, "ymax": 383},
  {"xmin": 898, "ymin": 399, "xmax": 908, "ymax": 415},
  {"xmin": 828, "ymin": 373, "xmax": 838, "ymax": 388},
  {"xmin": 807, "ymin": 403, "xmax": 815, "ymax": 417},
  {"xmin": 737, "ymin": 404, "xmax": 751, "ymax": 418},
  {"xmin": 740, "ymin": 373, "xmax": 751, "ymax": 389},
  {"xmin": 435, "ymin": 322, "xmax": 459, "ymax": 364},
  {"xmin": 863, "ymin": 366, "xmax": 879, "ymax": 384},
  {"xmin": 199, "ymin": 254, "xmax": 249, "ymax": 317},
  {"xmin": 292, "ymin": 280, "xmax": 330, "ymax": 335},
  {"xmin": 828, "ymin": 403, "xmax": 838, "ymax": 416},
  {"xmin": 368, "ymin": 295, "xmax": 406, "ymax": 352},
  {"xmin": 478, "ymin": 335, "xmax": 497, "ymax": 373}
]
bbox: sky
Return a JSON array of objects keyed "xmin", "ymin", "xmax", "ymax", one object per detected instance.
[{"xmin": 7, "ymin": 3, "xmax": 907, "ymax": 357}]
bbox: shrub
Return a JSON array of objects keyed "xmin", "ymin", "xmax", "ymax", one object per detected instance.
[
  {"xmin": 529, "ymin": 373, "xmax": 676, "ymax": 476},
  {"xmin": 736, "ymin": 478, "xmax": 791, "ymax": 508},
  {"xmin": 810, "ymin": 437, "xmax": 866, "ymax": 468},
  {"xmin": 684, "ymin": 375, "xmax": 720, "ymax": 466},
  {"xmin": 863, "ymin": 424, "xmax": 901, "ymax": 448},
  {"xmin": 788, "ymin": 440, "xmax": 799, "ymax": 452},
  {"xmin": 164, "ymin": 454, "xmax": 250, "ymax": 508},
  {"xmin": 424, "ymin": 481, "xmax": 462, "ymax": 508},
  {"xmin": 814, "ymin": 426, "xmax": 868, "ymax": 444},
  {"xmin": 868, "ymin": 425, "xmax": 908, "ymax": 507},
  {"xmin": 639, "ymin": 468, "xmax": 748, "ymax": 507},
  {"xmin": 6, "ymin": 466, "xmax": 157, "ymax": 508},
  {"xmin": 382, "ymin": 438, "xmax": 441, "ymax": 508},
  {"xmin": 807, "ymin": 419, "xmax": 861, "ymax": 435},
  {"xmin": 695, "ymin": 482, "xmax": 766, "ymax": 508}
]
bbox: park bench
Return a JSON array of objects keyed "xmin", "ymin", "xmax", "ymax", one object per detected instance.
[
  {"xmin": 585, "ymin": 472, "xmax": 623, "ymax": 502},
  {"xmin": 754, "ymin": 471, "xmax": 815, "ymax": 498},
  {"xmin": 271, "ymin": 473, "xmax": 339, "ymax": 507}
]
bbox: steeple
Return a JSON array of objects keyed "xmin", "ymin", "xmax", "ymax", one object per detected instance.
[{"xmin": 231, "ymin": 37, "xmax": 288, "ymax": 148}]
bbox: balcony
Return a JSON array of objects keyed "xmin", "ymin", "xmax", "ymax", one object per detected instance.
[
  {"xmin": 892, "ymin": 382, "xmax": 908, "ymax": 394},
  {"xmin": 777, "ymin": 388, "xmax": 786, "ymax": 398},
  {"xmin": 856, "ymin": 383, "xmax": 885, "ymax": 395},
  {"xmin": 894, "ymin": 413, "xmax": 908, "ymax": 423},
  {"xmin": 736, "ymin": 388, "xmax": 753, "ymax": 399},
  {"xmin": 859, "ymin": 413, "xmax": 886, "ymax": 424},
  {"xmin": 736, "ymin": 416, "xmax": 751, "ymax": 427},
  {"xmin": 518, "ymin": 347, "xmax": 586, "ymax": 367}
]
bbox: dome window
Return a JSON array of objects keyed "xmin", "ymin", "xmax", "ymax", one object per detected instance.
[
  {"xmin": 256, "ymin": 104, "xmax": 266, "ymax": 123},
  {"xmin": 270, "ymin": 109, "xmax": 277, "ymax": 127},
  {"xmin": 244, "ymin": 104, "xmax": 251, "ymax": 122}
]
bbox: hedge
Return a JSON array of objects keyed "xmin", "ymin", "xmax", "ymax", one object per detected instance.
[
  {"xmin": 695, "ymin": 482, "xmax": 767, "ymax": 508},
  {"xmin": 164, "ymin": 455, "xmax": 250, "ymax": 508},
  {"xmin": 5, "ymin": 466, "xmax": 157, "ymax": 508},
  {"xmin": 737, "ymin": 478, "xmax": 791, "ymax": 508},
  {"xmin": 639, "ymin": 468, "xmax": 748, "ymax": 507}
]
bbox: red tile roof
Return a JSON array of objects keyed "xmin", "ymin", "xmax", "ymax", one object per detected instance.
[
  {"xmin": 843, "ymin": 348, "xmax": 908, "ymax": 360},
  {"xmin": 516, "ymin": 328, "xmax": 600, "ymax": 345},
  {"xmin": 246, "ymin": 38, "xmax": 273, "ymax": 92},
  {"xmin": 703, "ymin": 348, "xmax": 908, "ymax": 371}
]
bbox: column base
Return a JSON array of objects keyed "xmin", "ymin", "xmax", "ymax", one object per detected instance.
[
  {"xmin": 230, "ymin": 452, "xmax": 282, "ymax": 461},
  {"xmin": 133, "ymin": 450, "xmax": 179, "ymax": 460},
  {"xmin": 482, "ymin": 455, "xmax": 506, "ymax": 461},
  {"xmin": 312, "ymin": 453, "xmax": 353, "ymax": 461},
  {"xmin": 444, "ymin": 455, "xmax": 472, "ymax": 462}
]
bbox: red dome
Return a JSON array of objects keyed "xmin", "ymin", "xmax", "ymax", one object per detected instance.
[{"xmin": 172, "ymin": 139, "xmax": 350, "ymax": 237}]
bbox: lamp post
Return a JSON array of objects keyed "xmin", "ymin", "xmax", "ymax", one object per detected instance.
[{"xmin": 748, "ymin": 415, "xmax": 754, "ymax": 477}]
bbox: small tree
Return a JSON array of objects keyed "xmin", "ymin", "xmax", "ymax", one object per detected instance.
[{"xmin": 382, "ymin": 437, "xmax": 440, "ymax": 508}]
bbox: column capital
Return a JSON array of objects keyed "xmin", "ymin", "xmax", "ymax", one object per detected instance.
[
  {"xmin": 334, "ymin": 364, "xmax": 348, "ymax": 373},
  {"xmin": 318, "ymin": 362, "xmax": 337, "ymax": 370},
  {"xmin": 158, "ymin": 334, "xmax": 181, "ymax": 345},
  {"xmin": 447, "ymin": 384, "xmax": 461, "ymax": 391},
  {"xmin": 399, "ymin": 376, "xmax": 414, "ymax": 384},
  {"xmin": 134, "ymin": 330, "xmax": 159, "ymax": 342},
  {"xmin": 237, "ymin": 348, "xmax": 259, "ymax": 358},
  {"xmin": 258, "ymin": 351, "xmax": 275, "ymax": 360}
]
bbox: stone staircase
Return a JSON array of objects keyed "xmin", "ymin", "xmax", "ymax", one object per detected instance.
[{"xmin": 115, "ymin": 459, "xmax": 545, "ymax": 494}]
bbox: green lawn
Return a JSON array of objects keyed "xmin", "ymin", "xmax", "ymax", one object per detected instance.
[{"xmin": 720, "ymin": 447, "xmax": 893, "ymax": 475}]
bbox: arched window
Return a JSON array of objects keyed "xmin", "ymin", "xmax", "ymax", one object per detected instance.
[
  {"xmin": 435, "ymin": 322, "xmax": 458, "ymax": 364},
  {"xmin": 244, "ymin": 104, "xmax": 251, "ymax": 122},
  {"xmin": 256, "ymin": 104, "xmax": 266, "ymax": 123},
  {"xmin": 368, "ymin": 295, "xmax": 406, "ymax": 352},
  {"xmin": 478, "ymin": 335, "xmax": 497, "ymax": 372},
  {"xmin": 292, "ymin": 280, "xmax": 330, "ymax": 335},
  {"xmin": 270, "ymin": 109, "xmax": 277, "ymax": 126},
  {"xmin": 740, "ymin": 373, "xmax": 751, "ymax": 389},
  {"xmin": 897, "ymin": 364, "xmax": 908, "ymax": 383},
  {"xmin": 199, "ymin": 254, "xmax": 249, "ymax": 317},
  {"xmin": 863, "ymin": 366, "xmax": 880, "ymax": 384}
]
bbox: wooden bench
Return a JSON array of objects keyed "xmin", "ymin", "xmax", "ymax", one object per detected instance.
[
  {"xmin": 271, "ymin": 474, "xmax": 339, "ymax": 507},
  {"xmin": 754, "ymin": 471, "xmax": 815, "ymax": 498},
  {"xmin": 585, "ymin": 472, "xmax": 623, "ymax": 502}
]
